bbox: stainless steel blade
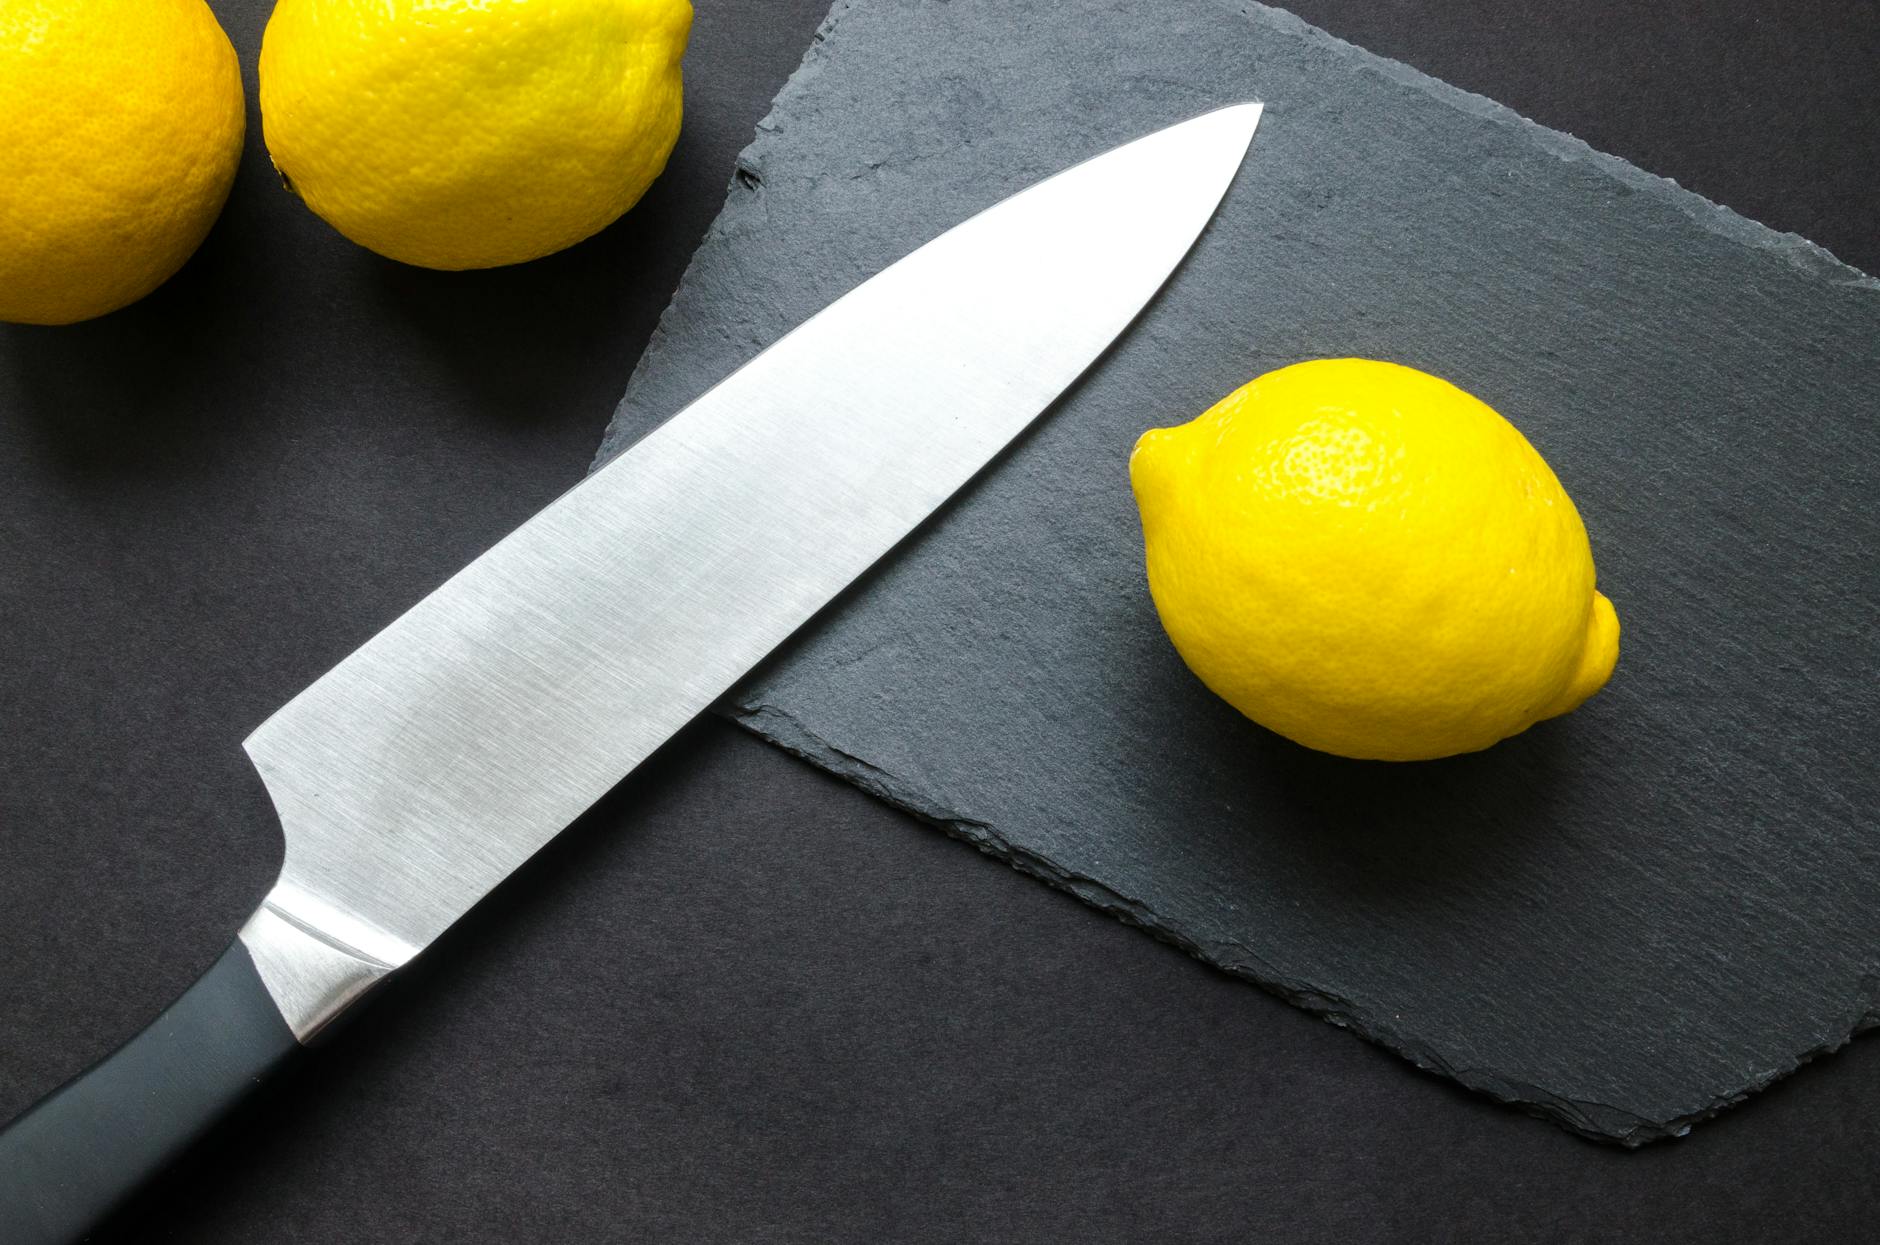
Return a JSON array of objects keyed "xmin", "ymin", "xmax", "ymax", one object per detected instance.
[{"xmin": 238, "ymin": 103, "xmax": 1263, "ymax": 1035}]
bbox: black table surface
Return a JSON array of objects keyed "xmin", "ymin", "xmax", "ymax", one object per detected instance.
[{"xmin": 2, "ymin": 2, "xmax": 1875, "ymax": 1240}]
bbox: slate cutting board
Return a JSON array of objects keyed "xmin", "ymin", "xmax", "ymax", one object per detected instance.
[{"xmin": 596, "ymin": 0, "xmax": 1880, "ymax": 1144}]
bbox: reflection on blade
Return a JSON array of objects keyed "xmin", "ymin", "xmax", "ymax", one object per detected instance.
[{"xmin": 244, "ymin": 103, "xmax": 1265, "ymax": 970}]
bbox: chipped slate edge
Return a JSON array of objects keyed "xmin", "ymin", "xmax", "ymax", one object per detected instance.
[
  {"xmin": 732, "ymin": 699, "xmax": 1880, "ymax": 1148},
  {"xmin": 598, "ymin": 0, "xmax": 1880, "ymax": 1145},
  {"xmin": 594, "ymin": 0, "xmax": 867, "ymax": 468},
  {"xmin": 1233, "ymin": 1, "xmax": 1878, "ymax": 291},
  {"xmin": 600, "ymin": 0, "xmax": 1877, "ymax": 481}
]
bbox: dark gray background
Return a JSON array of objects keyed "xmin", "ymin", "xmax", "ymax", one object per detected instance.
[{"xmin": 1, "ymin": 0, "xmax": 1875, "ymax": 1239}]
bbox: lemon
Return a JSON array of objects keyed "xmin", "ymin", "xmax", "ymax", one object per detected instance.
[
  {"xmin": 0, "ymin": 0, "xmax": 244, "ymax": 325},
  {"xmin": 1130, "ymin": 358, "xmax": 1619, "ymax": 762},
  {"xmin": 258, "ymin": 0, "xmax": 692, "ymax": 271}
]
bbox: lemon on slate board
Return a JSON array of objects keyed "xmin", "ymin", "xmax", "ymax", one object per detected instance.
[
  {"xmin": 0, "ymin": 0, "xmax": 244, "ymax": 325},
  {"xmin": 258, "ymin": 0, "xmax": 693, "ymax": 271},
  {"xmin": 1130, "ymin": 358, "xmax": 1619, "ymax": 762}
]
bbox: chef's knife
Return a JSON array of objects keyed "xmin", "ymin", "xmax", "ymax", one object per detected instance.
[{"xmin": 0, "ymin": 102, "xmax": 1262, "ymax": 1242}]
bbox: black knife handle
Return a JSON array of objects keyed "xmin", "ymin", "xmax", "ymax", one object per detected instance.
[{"xmin": 0, "ymin": 939, "xmax": 300, "ymax": 1244}]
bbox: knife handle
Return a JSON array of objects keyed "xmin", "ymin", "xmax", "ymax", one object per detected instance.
[{"xmin": 0, "ymin": 939, "xmax": 300, "ymax": 1244}]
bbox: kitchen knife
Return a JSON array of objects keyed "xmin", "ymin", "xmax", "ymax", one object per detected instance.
[{"xmin": 0, "ymin": 101, "xmax": 1263, "ymax": 1243}]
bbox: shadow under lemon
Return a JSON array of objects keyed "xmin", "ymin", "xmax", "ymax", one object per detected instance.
[
  {"xmin": 1242, "ymin": 713, "xmax": 1572, "ymax": 901},
  {"xmin": 359, "ymin": 126, "xmax": 709, "ymax": 436}
]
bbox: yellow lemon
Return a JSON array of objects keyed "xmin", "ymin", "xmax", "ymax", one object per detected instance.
[
  {"xmin": 1130, "ymin": 358, "xmax": 1619, "ymax": 762},
  {"xmin": 258, "ymin": 0, "xmax": 692, "ymax": 271},
  {"xmin": 0, "ymin": 0, "xmax": 244, "ymax": 325}
]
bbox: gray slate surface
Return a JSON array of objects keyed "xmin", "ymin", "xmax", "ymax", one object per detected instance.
[{"xmin": 596, "ymin": 0, "xmax": 1880, "ymax": 1144}]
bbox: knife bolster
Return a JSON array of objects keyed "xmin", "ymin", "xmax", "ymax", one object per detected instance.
[{"xmin": 237, "ymin": 885, "xmax": 401, "ymax": 1042}]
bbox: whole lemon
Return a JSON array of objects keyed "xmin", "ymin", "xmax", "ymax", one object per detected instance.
[
  {"xmin": 1130, "ymin": 359, "xmax": 1619, "ymax": 762},
  {"xmin": 0, "ymin": 0, "xmax": 244, "ymax": 325},
  {"xmin": 258, "ymin": 0, "xmax": 692, "ymax": 271}
]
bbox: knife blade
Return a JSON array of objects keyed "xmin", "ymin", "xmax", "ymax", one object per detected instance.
[{"xmin": 0, "ymin": 101, "xmax": 1262, "ymax": 1242}]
